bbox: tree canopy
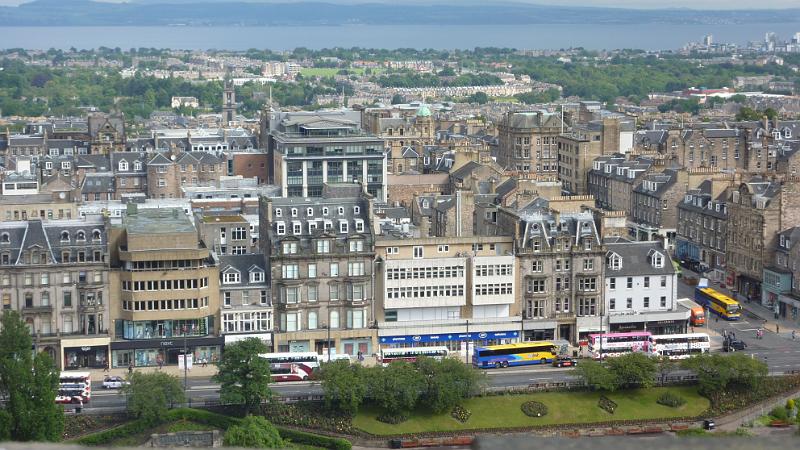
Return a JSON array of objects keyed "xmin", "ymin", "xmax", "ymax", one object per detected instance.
[
  {"xmin": 223, "ymin": 415, "xmax": 283, "ymax": 448},
  {"xmin": 212, "ymin": 337, "xmax": 272, "ymax": 414},
  {"xmin": 122, "ymin": 371, "xmax": 185, "ymax": 424}
]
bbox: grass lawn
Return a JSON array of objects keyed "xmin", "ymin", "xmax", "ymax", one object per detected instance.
[{"xmin": 353, "ymin": 386, "xmax": 709, "ymax": 435}]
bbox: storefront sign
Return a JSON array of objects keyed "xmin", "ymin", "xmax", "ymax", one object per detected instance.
[
  {"xmin": 160, "ymin": 341, "xmax": 173, "ymax": 347},
  {"xmin": 111, "ymin": 336, "xmax": 224, "ymax": 351},
  {"xmin": 379, "ymin": 331, "xmax": 518, "ymax": 344}
]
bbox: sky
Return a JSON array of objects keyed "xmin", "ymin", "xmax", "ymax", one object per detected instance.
[{"xmin": 0, "ymin": 0, "xmax": 798, "ymax": 9}]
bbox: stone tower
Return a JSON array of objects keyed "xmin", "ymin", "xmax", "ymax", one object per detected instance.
[{"xmin": 222, "ymin": 80, "xmax": 236, "ymax": 124}]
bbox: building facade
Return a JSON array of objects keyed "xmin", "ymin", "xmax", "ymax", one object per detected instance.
[{"xmin": 497, "ymin": 111, "xmax": 565, "ymax": 175}]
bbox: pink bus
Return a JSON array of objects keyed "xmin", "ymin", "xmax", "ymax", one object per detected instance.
[{"xmin": 587, "ymin": 332, "xmax": 652, "ymax": 359}]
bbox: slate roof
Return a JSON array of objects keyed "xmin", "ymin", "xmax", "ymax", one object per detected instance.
[
  {"xmin": 81, "ymin": 173, "xmax": 116, "ymax": 194},
  {"xmin": 218, "ymin": 253, "xmax": 268, "ymax": 287},
  {"xmin": 603, "ymin": 238, "xmax": 675, "ymax": 277},
  {"xmin": 0, "ymin": 219, "xmax": 106, "ymax": 265}
]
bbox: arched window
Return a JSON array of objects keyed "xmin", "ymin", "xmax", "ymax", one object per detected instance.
[
  {"xmin": 60, "ymin": 231, "xmax": 69, "ymax": 242},
  {"xmin": 76, "ymin": 230, "xmax": 86, "ymax": 241},
  {"xmin": 92, "ymin": 229, "xmax": 102, "ymax": 241},
  {"xmin": 0, "ymin": 233, "xmax": 9, "ymax": 244},
  {"xmin": 119, "ymin": 160, "xmax": 128, "ymax": 171},
  {"xmin": 329, "ymin": 311, "xmax": 339, "ymax": 329}
]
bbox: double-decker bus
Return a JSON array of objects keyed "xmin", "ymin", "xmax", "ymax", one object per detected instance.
[
  {"xmin": 259, "ymin": 352, "xmax": 320, "ymax": 369},
  {"xmin": 378, "ymin": 346, "xmax": 449, "ymax": 366},
  {"xmin": 270, "ymin": 363, "xmax": 313, "ymax": 382},
  {"xmin": 472, "ymin": 342, "xmax": 556, "ymax": 369},
  {"xmin": 56, "ymin": 371, "xmax": 92, "ymax": 404},
  {"xmin": 588, "ymin": 332, "xmax": 652, "ymax": 359},
  {"xmin": 694, "ymin": 287, "xmax": 741, "ymax": 320},
  {"xmin": 650, "ymin": 333, "xmax": 710, "ymax": 360}
]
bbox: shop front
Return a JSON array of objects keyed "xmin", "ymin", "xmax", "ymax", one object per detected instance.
[
  {"xmin": 61, "ymin": 336, "xmax": 110, "ymax": 370},
  {"xmin": 609, "ymin": 310, "xmax": 690, "ymax": 335},
  {"xmin": 378, "ymin": 330, "xmax": 520, "ymax": 351},
  {"xmin": 110, "ymin": 336, "xmax": 224, "ymax": 368}
]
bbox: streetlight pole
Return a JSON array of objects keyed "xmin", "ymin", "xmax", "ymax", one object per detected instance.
[
  {"xmin": 183, "ymin": 325, "xmax": 188, "ymax": 394},
  {"xmin": 327, "ymin": 322, "xmax": 331, "ymax": 362},
  {"xmin": 465, "ymin": 319, "xmax": 470, "ymax": 364}
]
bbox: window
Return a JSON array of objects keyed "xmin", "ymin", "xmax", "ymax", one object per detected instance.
[
  {"xmin": 260, "ymin": 290, "xmax": 268, "ymax": 305},
  {"xmin": 231, "ymin": 227, "xmax": 246, "ymax": 240},
  {"xmin": 643, "ymin": 297, "xmax": 650, "ymax": 308},
  {"xmin": 583, "ymin": 259, "xmax": 593, "ymax": 271},
  {"xmin": 339, "ymin": 221, "xmax": 349, "ymax": 233},
  {"xmin": 348, "ymin": 262, "xmax": 365, "ymax": 276},
  {"xmin": 578, "ymin": 298, "xmax": 597, "ymax": 316},
  {"xmin": 284, "ymin": 287, "xmax": 299, "ymax": 304},
  {"xmin": 282, "ymin": 242, "xmax": 297, "ymax": 254},
  {"xmin": 329, "ymin": 284, "xmax": 339, "ymax": 301},
  {"xmin": 282, "ymin": 265, "xmax": 299, "ymax": 279},
  {"xmin": 531, "ymin": 260, "xmax": 543, "ymax": 272},
  {"xmin": 607, "ymin": 254, "xmax": 621, "ymax": 270},
  {"xmin": 223, "ymin": 272, "xmax": 240, "ymax": 284},
  {"xmin": 578, "ymin": 278, "xmax": 597, "ymax": 292},
  {"xmin": 290, "ymin": 208, "xmax": 298, "ymax": 217},
  {"xmin": 308, "ymin": 263, "xmax": 317, "ymax": 278},
  {"xmin": 292, "ymin": 222, "xmax": 301, "ymax": 234},
  {"xmin": 316, "ymin": 240, "xmax": 330, "ymax": 253},
  {"xmin": 276, "ymin": 222, "xmax": 285, "ymax": 235},
  {"xmin": 438, "ymin": 245, "xmax": 449, "ymax": 253},
  {"xmin": 275, "ymin": 208, "xmax": 283, "ymax": 217},
  {"xmin": 329, "ymin": 311, "xmax": 340, "ymax": 329},
  {"xmin": 413, "ymin": 246, "xmax": 423, "ymax": 259},
  {"xmin": 348, "ymin": 284, "xmax": 364, "ymax": 301},
  {"xmin": 643, "ymin": 276, "xmax": 650, "ymax": 288},
  {"xmin": 660, "ymin": 296, "xmax": 667, "ymax": 308},
  {"xmin": 627, "ymin": 298, "xmax": 633, "ymax": 309},
  {"xmin": 349, "ymin": 240, "xmax": 364, "ymax": 252},
  {"xmin": 63, "ymin": 291, "xmax": 72, "ymax": 307},
  {"xmin": 626, "ymin": 277, "xmax": 633, "ymax": 289},
  {"xmin": 307, "ymin": 207, "xmax": 314, "ymax": 217},
  {"xmin": 660, "ymin": 276, "xmax": 667, "ymax": 287},
  {"xmin": 241, "ymin": 291, "xmax": 250, "ymax": 305},
  {"xmin": 40, "ymin": 273, "xmax": 49, "ymax": 286},
  {"xmin": 609, "ymin": 277, "xmax": 616, "ymax": 290},
  {"xmin": 330, "ymin": 263, "xmax": 339, "ymax": 277},
  {"xmin": 651, "ymin": 252, "xmax": 664, "ymax": 268},
  {"xmin": 527, "ymin": 279, "xmax": 546, "ymax": 293},
  {"xmin": 355, "ymin": 220, "xmax": 365, "ymax": 233},
  {"xmin": 308, "ymin": 285, "xmax": 318, "ymax": 302},
  {"xmin": 284, "ymin": 312, "xmax": 299, "ymax": 332},
  {"xmin": 386, "ymin": 247, "xmax": 399, "ymax": 255},
  {"xmin": 224, "ymin": 292, "xmax": 231, "ymax": 307},
  {"xmin": 250, "ymin": 271, "xmax": 264, "ymax": 283},
  {"xmin": 530, "ymin": 300, "xmax": 545, "ymax": 318},
  {"xmin": 118, "ymin": 160, "xmax": 128, "ymax": 171},
  {"xmin": 609, "ymin": 298, "xmax": 616, "ymax": 310},
  {"xmin": 308, "ymin": 311, "xmax": 318, "ymax": 329}
]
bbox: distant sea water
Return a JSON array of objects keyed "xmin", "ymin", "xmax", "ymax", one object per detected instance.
[{"xmin": 2, "ymin": 23, "xmax": 800, "ymax": 51}]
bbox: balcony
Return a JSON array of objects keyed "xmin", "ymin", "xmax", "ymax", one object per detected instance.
[{"xmin": 22, "ymin": 304, "xmax": 53, "ymax": 314}]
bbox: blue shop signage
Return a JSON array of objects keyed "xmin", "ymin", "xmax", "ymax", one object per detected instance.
[{"xmin": 379, "ymin": 331, "xmax": 519, "ymax": 344}]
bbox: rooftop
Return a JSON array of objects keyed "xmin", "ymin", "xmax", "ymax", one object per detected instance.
[
  {"xmin": 124, "ymin": 208, "xmax": 196, "ymax": 234},
  {"xmin": 201, "ymin": 215, "xmax": 246, "ymax": 223}
]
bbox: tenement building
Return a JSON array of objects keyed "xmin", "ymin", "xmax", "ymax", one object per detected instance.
[
  {"xmin": 675, "ymin": 179, "xmax": 730, "ymax": 283},
  {"xmin": 496, "ymin": 204, "xmax": 604, "ymax": 342},
  {"xmin": 0, "ymin": 217, "xmax": 110, "ymax": 369},
  {"xmin": 374, "ymin": 231, "xmax": 519, "ymax": 352},
  {"xmin": 108, "ymin": 207, "xmax": 221, "ymax": 368},
  {"xmin": 497, "ymin": 110, "xmax": 565, "ymax": 175},
  {"xmin": 260, "ymin": 185, "xmax": 377, "ymax": 355},
  {"xmin": 218, "ymin": 253, "xmax": 273, "ymax": 348}
]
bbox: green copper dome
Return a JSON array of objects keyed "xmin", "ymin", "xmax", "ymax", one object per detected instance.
[{"xmin": 416, "ymin": 105, "xmax": 432, "ymax": 117}]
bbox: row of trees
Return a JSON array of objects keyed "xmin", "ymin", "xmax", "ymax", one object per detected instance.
[
  {"xmin": 320, "ymin": 358, "xmax": 483, "ymax": 418},
  {"xmin": 374, "ymin": 71, "xmax": 503, "ymax": 88},
  {"xmin": 577, "ymin": 352, "xmax": 768, "ymax": 394}
]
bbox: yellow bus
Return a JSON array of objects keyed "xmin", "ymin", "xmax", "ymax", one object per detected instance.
[
  {"xmin": 694, "ymin": 287, "xmax": 742, "ymax": 320},
  {"xmin": 472, "ymin": 342, "xmax": 556, "ymax": 369}
]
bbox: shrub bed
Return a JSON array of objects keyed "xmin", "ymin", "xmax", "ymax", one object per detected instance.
[
  {"xmin": 276, "ymin": 426, "xmax": 352, "ymax": 450},
  {"xmin": 657, "ymin": 392, "xmax": 687, "ymax": 408},
  {"xmin": 262, "ymin": 402, "xmax": 354, "ymax": 434},
  {"xmin": 520, "ymin": 401, "xmax": 548, "ymax": 417},
  {"xmin": 598, "ymin": 395, "xmax": 617, "ymax": 414},
  {"xmin": 704, "ymin": 375, "xmax": 800, "ymax": 416},
  {"xmin": 63, "ymin": 414, "xmax": 127, "ymax": 440},
  {"xmin": 450, "ymin": 405, "xmax": 471, "ymax": 423}
]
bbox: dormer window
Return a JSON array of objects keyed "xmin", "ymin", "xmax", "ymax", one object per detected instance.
[
  {"xmin": 291, "ymin": 208, "xmax": 298, "ymax": 217},
  {"xmin": 76, "ymin": 231, "xmax": 86, "ymax": 241},
  {"xmin": 92, "ymin": 229, "xmax": 101, "ymax": 241},
  {"xmin": 607, "ymin": 254, "xmax": 622, "ymax": 270},
  {"xmin": 275, "ymin": 208, "xmax": 282, "ymax": 217},
  {"xmin": 250, "ymin": 270, "xmax": 265, "ymax": 283},
  {"xmin": 307, "ymin": 207, "xmax": 314, "ymax": 217},
  {"xmin": 355, "ymin": 219, "xmax": 365, "ymax": 233},
  {"xmin": 785, "ymin": 129, "xmax": 792, "ymax": 139},
  {"xmin": 223, "ymin": 271, "xmax": 241, "ymax": 284},
  {"xmin": 60, "ymin": 231, "xmax": 69, "ymax": 242},
  {"xmin": 0, "ymin": 233, "xmax": 9, "ymax": 244},
  {"xmin": 650, "ymin": 251, "xmax": 664, "ymax": 268},
  {"xmin": 292, "ymin": 222, "xmax": 302, "ymax": 234},
  {"xmin": 276, "ymin": 222, "xmax": 286, "ymax": 235},
  {"xmin": 353, "ymin": 206, "xmax": 360, "ymax": 215},
  {"xmin": 322, "ymin": 207, "xmax": 329, "ymax": 216},
  {"xmin": 340, "ymin": 221, "xmax": 349, "ymax": 234},
  {"xmin": 338, "ymin": 207, "xmax": 344, "ymax": 216},
  {"xmin": 134, "ymin": 161, "xmax": 142, "ymax": 171},
  {"xmin": 118, "ymin": 160, "xmax": 128, "ymax": 171},
  {"xmin": 308, "ymin": 222, "xmax": 317, "ymax": 234},
  {"xmin": 780, "ymin": 235, "xmax": 786, "ymax": 247}
]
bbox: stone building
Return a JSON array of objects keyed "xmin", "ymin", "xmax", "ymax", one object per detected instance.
[
  {"xmin": 762, "ymin": 227, "xmax": 800, "ymax": 323},
  {"xmin": 107, "ymin": 207, "xmax": 221, "ymax": 368},
  {"xmin": 88, "ymin": 113, "xmax": 126, "ymax": 154},
  {"xmin": 587, "ymin": 154, "xmax": 652, "ymax": 214},
  {"xmin": 496, "ymin": 205, "xmax": 604, "ymax": 342},
  {"xmin": 0, "ymin": 217, "xmax": 110, "ymax": 370},
  {"xmin": 629, "ymin": 168, "xmax": 685, "ymax": 246},
  {"xmin": 496, "ymin": 110, "xmax": 565, "ymax": 175},
  {"xmin": 675, "ymin": 179, "xmax": 731, "ymax": 282},
  {"xmin": 218, "ymin": 253, "xmax": 272, "ymax": 349},
  {"xmin": 260, "ymin": 185, "xmax": 377, "ymax": 355},
  {"xmin": 725, "ymin": 177, "xmax": 800, "ymax": 303},
  {"xmin": 360, "ymin": 103, "xmax": 435, "ymax": 174},
  {"xmin": 196, "ymin": 214, "xmax": 258, "ymax": 256},
  {"xmin": 146, "ymin": 151, "xmax": 225, "ymax": 199},
  {"xmin": 111, "ymin": 151, "xmax": 148, "ymax": 198}
]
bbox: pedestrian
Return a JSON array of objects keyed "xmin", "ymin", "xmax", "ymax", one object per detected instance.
[
  {"xmin": 715, "ymin": 316, "xmax": 719, "ymax": 323},
  {"xmin": 103, "ymin": 361, "xmax": 109, "ymax": 373},
  {"xmin": 127, "ymin": 363, "xmax": 133, "ymax": 375},
  {"xmin": 792, "ymin": 330, "xmax": 796, "ymax": 340},
  {"xmin": 777, "ymin": 324, "xmax": 780, "ymax": 334},
  {"xmin": 202, "ymin": 357, "xmax": 207, "ymax": 368}
]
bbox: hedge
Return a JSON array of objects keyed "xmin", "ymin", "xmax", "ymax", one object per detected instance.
[
  {"xmin": 276, "ymin": 426, "xmax": 352, "ymax": 450},
  {"xmin": 75, "ymin": 408, "xmax": 351, "ymax": 450}
]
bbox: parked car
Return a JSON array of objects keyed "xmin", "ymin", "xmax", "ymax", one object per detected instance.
[
  {"xmin": 553, "ymin": 355, "xmax": 578, "ymax": 368},
  {"xmin": 723, "ymin": 339, "xmax": 747, "ymax": 352},
  {"xmin": 102, "ymin": 376, "xmax": 128, "ymax": 389},
  {"xmin": 703, "ymin": 419, "xmax": 716, "ymax": 430}
]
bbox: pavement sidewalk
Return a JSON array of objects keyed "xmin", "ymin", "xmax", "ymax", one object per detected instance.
[{"xmin": 88, "ymin": 364, "xmax": 219, "ymax": 383}]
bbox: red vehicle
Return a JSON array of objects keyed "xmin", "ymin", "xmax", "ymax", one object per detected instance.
[
  {"xmin": 56, "ymin": 371, "xmax": 91, "ymax": 404},
  {"xmin": 270, "ymin": 363, "xmax": 313, "ymax": 382}
]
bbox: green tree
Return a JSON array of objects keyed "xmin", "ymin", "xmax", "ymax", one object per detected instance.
[
  {"xmin": 0, "ymin": 311, "xmax": 64, "ymax": 442},
  {"xmin": 735, "ymin": 106, "xmax": 762, "ymax": 121},
  {"xmin": 391, "ymin": 93, "xmax": 404, "ymax": 104},
  {"xmin": 368, "ymin": 362, "xmax": 426, "ymax": 416},
  {"xmin": 467, "ymin": 91, "xmax": 489, "ymax": 104},
  {"xmin": 222, "ymin": 415, "xmax": 283, "ymax": 448},
  {"xmin": 121, "ymin": 371, "xmax": 185, "ymax": 424},
  {"xmin": 681, "ymin": 353, "xmax": 768, "ymax": 394},
  {"xmin": 605, "ymin": 352, "xmax": 657, "ymax": 389},
  {"xmin": 415, "ymin": 357, "xmax": 483, "ymax": 413},
  {"xmin": 319, "ymin": 360, "xmax": 367, "ymax": 416},
  {"xmin": 212, "ymin": 338, "xmax": 272, "ymax": 414},
  {"xmin": 437, "ymin": 66, "xmax": 456, "ymax": 76},
  {"xmin": 576, "ymin": 360, "xmax": 618, "ymax": 391}
]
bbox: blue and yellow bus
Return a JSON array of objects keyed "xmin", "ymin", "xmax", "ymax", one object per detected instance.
[
  {"xmin": 695, "ymin": 287, "xmax": 742, "ymax": 320},
  {"xmin": 472, "ymin": 342, "xmax": 556, "ymax": 369}
]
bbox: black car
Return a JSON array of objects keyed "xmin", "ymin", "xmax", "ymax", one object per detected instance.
[
  {"xmin": 703, "ymin": 419, "xmax": 716, "ymax": 430},
  {"xmin": 553, "ymin": 355, "xmax": 578, "ymax": 368},
  {"xmin": 723, "ymin": 339, "xmax": 747, "ymax": 352}
]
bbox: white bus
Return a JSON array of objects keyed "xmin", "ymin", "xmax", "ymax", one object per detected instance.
[
  {"xmin": 378, "ymin": 346, "xmax": 449, "ymax": 365},
  {"xmin": 56, "ymin": 371, "xmax": 92, "ymax": 404},
  {"xmin": 650, "ymin": 333, "xmax": 710, "ymax": 360},
  {"xmin": 259, "ymin": 352, "xmax": 320, "ymax": 369},
  {"xmin": 270, "ymin": 363, "xmax": 314, "ymax": 382}
]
